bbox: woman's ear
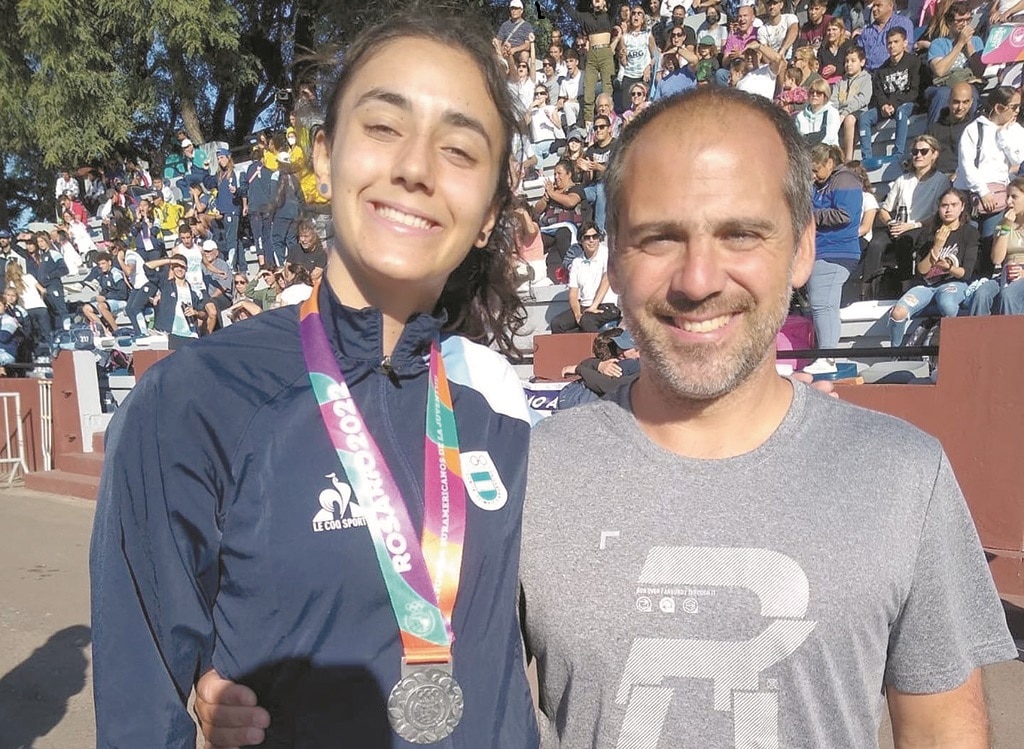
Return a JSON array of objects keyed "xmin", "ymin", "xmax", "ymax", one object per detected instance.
[{"xmin": 313, "ymin": 130, "xmax": 332, "ymax": 200}]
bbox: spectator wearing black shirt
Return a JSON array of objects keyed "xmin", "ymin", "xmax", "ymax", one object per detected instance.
[
  {"xmin": 285, "ymin": 219, "xmax": 327, "ymax": 282},
  {"xmin": 928, "ymin": 81, "xmax": 975, "ymax": 175},
  {"xmin": 857, "ymin": 27, "xmax": 920, "ymax": 164},
  {"xmin": 581, "ymin": 115, "xmax": 615, "ymax": 232}
]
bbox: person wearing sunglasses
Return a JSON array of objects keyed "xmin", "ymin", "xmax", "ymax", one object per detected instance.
[
  {"xmin": 549, "ymin": 221, "xmax": 620, "ymax": 333},
  {"xmin": 953, "ymin": 85, "xmax": 1024, "ymax": 277},
  {"xmin": 613, "ymin": 6, "xmax": 657, "ymax": 113},
  {"xmin": 621, "ymin": 83, "xmax": 651, "ymax": 126},
  {"xmin": 861, "ymin": 134, "xmax": 947, "ymax": 299},
  {"xmin": 529, "ymin": 82, "xmax": 565, "ymax": 160},
  {"xmin": 507, "ymin": 42, "xmax": 538, "ymax": 116}
]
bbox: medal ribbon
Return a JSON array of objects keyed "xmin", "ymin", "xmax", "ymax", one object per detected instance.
[{"xmin": 299, "ymin": 284, "xmax": 466, "ymax": 665}]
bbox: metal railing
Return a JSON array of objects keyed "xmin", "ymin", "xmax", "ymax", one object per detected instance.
[
  {"xmin": 38, "ymin": 380, "xmax": 52, "ymax": 472},
  {"xmin": 0, "ymin": 393, "xmax": 28, "ymax": 485}
]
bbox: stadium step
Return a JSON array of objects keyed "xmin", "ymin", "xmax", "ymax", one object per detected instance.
[{"xmin": 25, "ymin": 468, "xmax": 100, "ymax": 502}]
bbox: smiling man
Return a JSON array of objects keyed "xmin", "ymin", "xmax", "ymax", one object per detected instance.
[{"xmin": 520, "ymin": 86, "xmax": 1016, "ymax": 748}]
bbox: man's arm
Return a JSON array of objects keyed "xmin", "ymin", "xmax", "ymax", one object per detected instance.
[{"xmin": 887, "ymin": 669, "xmax": 988, "ymax": 748}]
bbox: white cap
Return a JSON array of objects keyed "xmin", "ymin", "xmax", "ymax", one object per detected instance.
[
  {"xmin": 181, "ymin": 138, "xmax": 194, "ymax": 148},
  {"xmin": 202, "ymin": 239, "xmax": 218, "ymax": 252},
  {"xmin": 509, "ymin": 0, "xmax": 524, "ymax": 8}
]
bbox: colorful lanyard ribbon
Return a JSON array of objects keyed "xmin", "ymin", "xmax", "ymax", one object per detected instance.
[{"xmin": 299, "ymin": 284, "xmax": 467, "ymax": 665}]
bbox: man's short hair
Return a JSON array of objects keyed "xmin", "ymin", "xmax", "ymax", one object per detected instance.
[
  {"xmin": 808, "ymin": 0, "xmax": 828, "ymax": 7},
  {"xmin": 594, "ymin": 114, "xmax": 611, "ymax": 128},
  {"xmin": 565, "ymin": 48, "xmax": 580, "ymax": 62},
  {"xmin": 886, "ymin": 26, "xmax": 908, "ymax": 41},
  {"xmin": 95, "ymin": 251, "xmax": 112, "ymax": 264},
  {"xmin": 944, "ymin": 0, "xmax": 971, "ymax": 24},
  {"xmin": 845, "ymin": 46, "xmax": 866, "ymax": 63},
  {"xmin": 603, "ymin": 87, "xmax": 812, "ymax": 249},
  {"xmin": 177, "ymin": 223, "xmax": 192, "ymax": 235}
]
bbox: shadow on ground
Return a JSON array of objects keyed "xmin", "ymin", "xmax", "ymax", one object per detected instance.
[{"xmin": 0, "ymin": 624, "xmax": 91, "ymax": 749}]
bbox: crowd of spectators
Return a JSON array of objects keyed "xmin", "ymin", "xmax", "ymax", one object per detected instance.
[
  {"xmin": 501, "ymin": 0, "xmax": 1024, "ymax": 376},
  {"xmin": 0, "ymin": 96, "xmax": 330, "ymax": 368}
]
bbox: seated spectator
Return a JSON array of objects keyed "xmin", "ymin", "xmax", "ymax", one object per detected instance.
[
  {"xmin": 273, "ymin": 263, "xmax": 313, "ymax": 307},
  {"xmin": 833, "ymin": 0, "xmax": 870, "ymax": 37},
  {"xmin": 991, "ymin": 0, "xmax": 1024, "ymax": 24},
  {"xmin": 563, "ymin": 129, "xmax": 589, "ymax": 181},
  {"xmin": 58, "ymin": 194, "xmax": 88, "ymax": 225},
  {"xmin": 550, "ymin": 222, "xmax": 620, "ymax": 334},
  {"xmin": 805, "ymin": 144, "xmax": 862, "ymax": 375},
  {"xmin": 557, "ymin": 327, "xmax": 640, "ymax": 408},
  {"xmin": 776, "ymin": 67, "xmax": 809, "ymax": 114},
  {"xmin": 81, "ymin": 251, "xmax": 130, "ymax": 334},
  {"xmin": 925, "ymin": 2, "xmax": 983, "ymax": 125},
  {"xmin": 927, "ymin": 81, "xmax": 975, "ymax": 174},
  {"xmin": 694, "ymin": 36, "xmax": 721, "ymax": 86},
  {"xmin": 528, "ymin": 84, "xmax": 565, "ymax": 161},
  {"xmin": 144, "ymin": 254, "xmax": 209, "ymax": 350},
  {"xmin": 967, "ymin": 176, "xmax": 1024, "ymax": 316},
  {"xmin": 539, "ymin": 57, "xmax": 561, "ymax": 102},
  {"xmin": 152, "ymin": 191, "xmax": 185, "ymax": 243},
  {"xmin": 832, "ymin": 46, "xmax": 872, "ymax": 161},
  {"xmin": 3, "ymin": 263, "xmax": 49, "ymax": 359},
  {"xmin": 53, "ymin": 229, "xmax": 83, "ymax": 276},
  {"xmin": 717, "ymin": 4, "xmax": 759, "ymax": 85},
  {"xmin": 819, "ymin": 18, "xmax": 854, "ymax": 85},
  {"xmin": 652, "ymin": 45, "xmax": 698, "ymax": 100},
  {"xmin": 800, "ymin": 0, "xmax": 831, "ymax": 50},
  {"xmin": 556, "ymin": 49, "xmax": 583, "ymax": 130},
  {"xmin": 696, "ymin": 5, "xmax": 729, "ymax": 50},
  {"xmin": 581, "ymin": 115, "xmax": 615, "ymax": 233},
  {"xmin": 953, "ymin": 86, "xmax": 1024, "ymax": 276},
  {"xmin": 857, "ymin": 27, "xmax": 920, "ymax": 165},
  {"xmin": 621, "ymin": 82, "xmax": 652, "ymax": 124},
  {"xmin": 591, "ymin": 94, "xmax": 622, "ymax": 140},
  {"xmin": 535, "ymin": 160, "xmax": 590, "ymax": 280},
  {"xmin": 862, "ymin": 135, "xmax": 949, "ymax": 297},
  {"xmin": 758, "ymin": 0, "xmax": 798, "ymax": 59},
  {"xmin": 178, "ymin": 138, "xmax": 210, "ymax": 189},
  {"xmin": 733, "ymin": 41, "xmax": 783, "ymax": 100},
  {"xmin": 792, "ymin": 46, "xmax": 824, "ymax": 90},
  {"xmin": 200, "ymin": 239, "xmax": 233, "ymax": 335},
  {"xmin": 511, "ymin": 198, "xmax": 547, "ymax": 284},
  {"xmin": 797, "ymin": 79, "xmax": 842, "ymax": 146},
  {"xmin": 0, "ymin": 287, "xmax": 26, "ymax": 375},
  {"xmin": 889, "ymin": 187, "xmax": 978, "ymax": 345},
  {"xmin": 285, "ymin": 219, "xmax": 327, "ymax": 282},
  {"xmin": 243, "ymin": 266, "xmax": 282, "ymax": 311},
  {"xmin": 856, "ymin": 0, "xmax": 915, "ymax": 71}
]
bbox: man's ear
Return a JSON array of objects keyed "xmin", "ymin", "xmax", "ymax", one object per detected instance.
[
  {"xmin": 790, "ymin": 221, "xmax": 816, "ymax": 289},
  {"xmin": 313, "ymin": 130, "xmax": 332, "ymax": 199}
]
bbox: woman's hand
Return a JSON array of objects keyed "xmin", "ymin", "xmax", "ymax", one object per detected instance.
[
  {"xmin": 933, "ymin": 223, "xmax": 952, "ymax": 246},
  {"xmin": 888, "ymin": 221, "xmax": 916, "ymax": 238},
  {"xmin": 821, "ymin": 64, "xmax": 836, "ymax": 78}
]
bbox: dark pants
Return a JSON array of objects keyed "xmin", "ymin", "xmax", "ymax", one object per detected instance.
[
  {"xmin": 250, "ymin": 212, "xmax": 273, "ymax": 264},
  {"xmin": 44, "ymin": 285, "xmax": 69, "ymax": 329},
  {"xmin": 551, "ymin": 303, "xmax": 621, "ymax": 333},
  {"xmin": 861, "ymin": 229, "xmax": 920, "ymax": 297},
  {"xmin": 126, "ymin": 284, "xmax": 155, "ymax": 336},
  {"xmin": 542, "ymin": 229, "xmax": 573, "ymax": 282},
  {"xmin": 271, "ymin": 215, "xmax": 298, "ymax": 267}
]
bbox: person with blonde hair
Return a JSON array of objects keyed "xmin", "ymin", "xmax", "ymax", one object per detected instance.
[{"xmin": 797, "ymin": 79, "xmax": 841, "ymax": 146}]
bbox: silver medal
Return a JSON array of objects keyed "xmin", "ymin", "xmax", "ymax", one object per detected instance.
[{"xmin": 387, "ymin": 664, "xmax": 464, "ymax": 744}]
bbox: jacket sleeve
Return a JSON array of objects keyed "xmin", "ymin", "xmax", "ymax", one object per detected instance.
[
  {"xmin": 44, "ymin": 252, "xmax": 69, "ymax": 283},
  {"xmin": 90, "ymin": 368, "xmax": 224, "ymax": 747},
  {"xmin": 814, "ymin": 170, "xmax": 862, "ymax": 228},
  {"xmin": 848, "ymin": 72, "xmax": 872, "ymax": 114}
]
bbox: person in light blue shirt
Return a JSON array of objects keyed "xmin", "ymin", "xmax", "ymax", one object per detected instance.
[{"xmin": 924, "ymin": 1, "xmax": 983, "ymax": 124}]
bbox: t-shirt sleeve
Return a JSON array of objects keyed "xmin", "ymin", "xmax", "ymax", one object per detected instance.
[
  {"xmin": 927, "ymin": 37, "xmax": 951, "ymax": 62},
  {"xmin": 884, "ymin": 450, "xmax": 1017, "ymax": 694}
]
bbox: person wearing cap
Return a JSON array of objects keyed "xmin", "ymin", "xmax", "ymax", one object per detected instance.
[
  {"xmin": 200, "ymin": 238, "xmax": 234, "ymax": 334},
  {"xmin": 0, "ymin": 230, "xmax": 24, "ymax": 281},
  {"xmin": 556, "ymin": 326, "xmax": 641, "ymax": 408},
  {"xmin": 550, "ymin": 221, "xmax": 619, "ymax": 333},
  {"xmin": 495, "ymin": 0, "xmax": 534, "ymax": 60},
  {"xmin": 563, "ymin": 127, "xmax": 589, "ymax": 181},
  {"xmin": 214, "ymin": 149, "xmax": 245, "ymax": 273}
]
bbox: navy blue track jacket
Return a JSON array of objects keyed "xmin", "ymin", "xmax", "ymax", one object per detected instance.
[{"xmin": 90, "ymin": 282, "xmax": 539, "ymax": 748}]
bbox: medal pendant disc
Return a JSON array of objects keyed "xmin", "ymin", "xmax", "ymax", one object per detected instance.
[{"xmin": 387, "ymin": 667, "xmax": 464, "ymax": 744}]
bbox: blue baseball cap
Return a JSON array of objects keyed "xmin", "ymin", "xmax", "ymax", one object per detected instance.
[
  {"xmin": 0, "ymin": 229, "xmax": 10, "ymax": 239},
  {"xmin": 612, "ymin": 329, "xmax": 636, "ymax": 350}
]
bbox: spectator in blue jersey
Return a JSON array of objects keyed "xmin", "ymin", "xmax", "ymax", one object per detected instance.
[
  {"xmin": 0, "ymin": 287, "xmax": 25, "ymax": 374},
  {"xmin": 93, "ymin": 10, "xmax": 539, "ymax": 749},
  {"xmin": 557, "ymin": 326, "xmax": 641, "ymax": 408},
  {"xmin": 269, "ymin": 142, "xmax": 303, "ymax": 266},
  {"xmin": 244, "ymin": 142, "xmax": 275, "ymax": 268},
  {"xmin": 213, "ymin": 149, "xmax": 245, "ymax": 273},
  {"xmin": 142, "ymin": 253, "xmax": 209, "ymax": 348},
  {"xmin": 856, "ymin": 0, "xmax": 915, "ymax": 71},
  {"xmin": 805, "ymin": 143, "xmax": 863, "ymax": 375},
  {"xmin": 81, "ymin": 251, "xmax": 130, "ymax": 334}
]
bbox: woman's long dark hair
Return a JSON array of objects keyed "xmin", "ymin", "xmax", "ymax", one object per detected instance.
[
  {"xmin": 319, "ymin": 3, "xmax": 527, "ymax": 358},
  {"xmin": 932, "ymin": 186, "xmax": 969, "ymax": 227}
]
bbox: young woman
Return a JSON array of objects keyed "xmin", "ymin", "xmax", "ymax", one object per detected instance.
[
  {"xmin": 862, "ymin": 134, "xmax": 948, "ymax": 297},
  {"xmin": 91, "ymin": 9, "xmax": 539, "ymax": 748},
  {"xmin": 272, "ymin": 261, "xmax": 314, "ymax": 307},
  {"xmin": 806, "ymin": 143, "xmax": 863, "ymax": 375},
  {"xmin": 621, "ymin": 81, "xmax": 651, "ymax": 125},
  {"xmin": 528, "ymin": 83, "xmax": 565, "ymax": 160},
  {"xmin": 214, "ymin": 149, "xmax": 244, "ymax": 273},
  {"xmin": 818, "ymin": 18, "xmax": 853, "ymax": 85},
  {"xmin": 613, "ymin": 6, "xmax": 656, "ymax": 113},
  {"xmin": 967, "ymin": 175, "xmax": 1024, "ymax": 315},
  {"xmin": 889, "ymin": 188, "xmax": 978, "ymax": 345},
  {"xmin": 3, "ymin": 262, "xmax": 49, "ymax": 359}
]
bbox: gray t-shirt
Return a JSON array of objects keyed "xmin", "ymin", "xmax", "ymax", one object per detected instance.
[{"xmin": 520, "ymin": 381, "xmax": 1015, "ymax": 748}]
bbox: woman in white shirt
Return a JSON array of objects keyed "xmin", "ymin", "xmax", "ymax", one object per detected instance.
[
  {"xmin": 274, "ymin": 263, "xmax": 313, "ymax": 307},
  {"xmin": 862, "ymin": 134, "xmax": 949, "ymax": 297},
  {"xmin": 796, "ymin": 79, "xmax": 841, "ymax": 146},
  {"xmin": 528, "ymin": 85, "xmax": 565, "ymax": 160},
  {"xmin": 4, "ymin": 262, "xmax": 50, "ymax": 357},
  {"xmin": 953, "ymin": 86, "xmax": 1024, "ymax": 267},
  {"xmin": 614, "ymin": 6, "xmax": 657, "ymax": 113}
]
